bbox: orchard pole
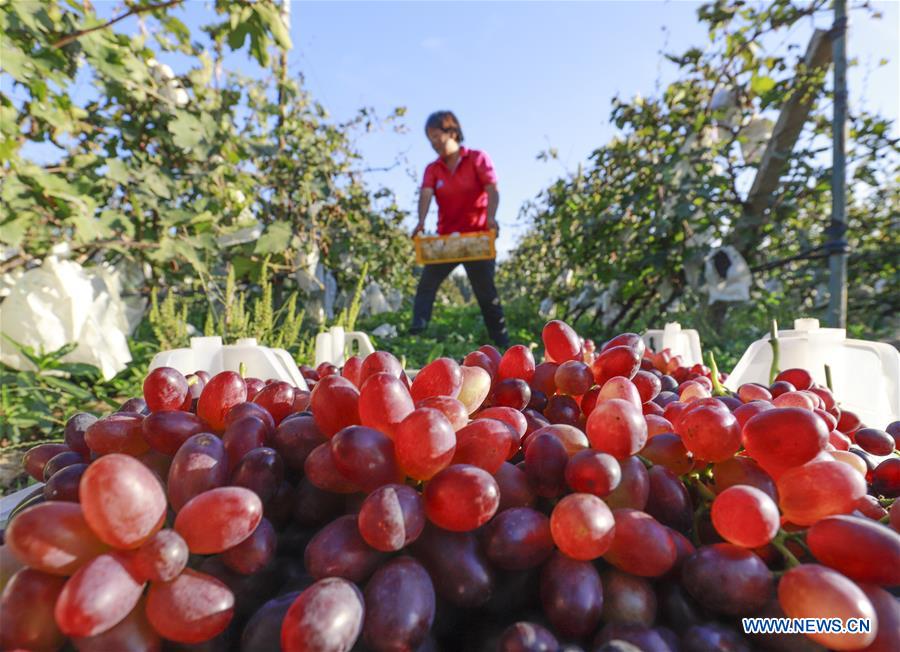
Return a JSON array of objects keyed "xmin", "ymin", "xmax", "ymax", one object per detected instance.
[{"xmin": 826, "ymin": 0, "xmax": 849, "ymax": 328}]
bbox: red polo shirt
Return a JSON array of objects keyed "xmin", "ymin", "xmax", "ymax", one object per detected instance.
[{"xmin": 422, "ymin": 147, "xmax": 498, "ymax": 234}]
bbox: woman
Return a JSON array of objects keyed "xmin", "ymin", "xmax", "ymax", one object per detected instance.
[{"xmin": 409, "ymin": 111, "xmax": 510, "ymax": 349}]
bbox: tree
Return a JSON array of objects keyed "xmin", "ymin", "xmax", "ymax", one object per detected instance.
[{"xmin": 500, "ymin": 0, "xmax": 898, "ymax": 356}]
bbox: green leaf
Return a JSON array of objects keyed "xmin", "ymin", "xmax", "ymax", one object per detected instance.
[
  {"xmin": 106, "ymin": 158, "xmax": 130, "ymax": 184},
  {"xmin": 167, "ymin": 112, "xmax": 204, "ymax": 150},
  {"xmin": 254, "ymin": 221, "xmax": 292, "ymax": 254},
  {"xmin": 226, "ymin": 21, "xmax": 250, "ymax": 50},
  {"xmin": 750, "ymin": 74, "xmax": 776, "ymax": 96},
  {"xmin": 254, "ymin": 3, "xmax": 292, "ymax": 51}
]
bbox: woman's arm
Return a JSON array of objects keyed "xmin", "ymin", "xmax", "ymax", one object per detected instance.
[
  {"xmin": 485, "ymin": 183, "xmax": 500, "ymax": 234},
  {"xmin": 412, "ymin": 187, "xmax": 435, "ymax": 237}
]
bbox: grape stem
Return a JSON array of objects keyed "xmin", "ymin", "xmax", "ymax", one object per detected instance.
[
  {"xmin": 636, "ymin": 455, "xmax": 653, "ymax": 469},
  {"xmin": 824, "ymin": 364, "xmax": 834, "ymax": 392},
  {"xmin": 771, "ymin": 532, "xmax": 801, "ymax": 569},
  {"xmin": 687, "ymin": 473, "xmax": 717, "ymax": 503},
  {"xmin": 877, "ymin": 497, "xmax": 895, "ymax": 507},
  {"xmin": 768, "ymin": 319, "xmax": 780, "ymax": 384},
  {"xmin": 705, "ymin": 351, "xmax": 730, "ymax": 396},
  {"xmin": 187, "ymin": 375, "xmax": 200, "ymax": 387},
  {"xmin": 239, "ymin": 361, "xmax": 247, "ymax": 378}
]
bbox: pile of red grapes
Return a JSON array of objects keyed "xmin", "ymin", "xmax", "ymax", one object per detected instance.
[{"xmin": 2, "ymin": 319, "xmax": 899, "ymax": 652}]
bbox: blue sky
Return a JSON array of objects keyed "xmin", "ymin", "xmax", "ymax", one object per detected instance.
[{"xmin": 29, "ymin": 1, "xmax": 900, "ymax": 259}]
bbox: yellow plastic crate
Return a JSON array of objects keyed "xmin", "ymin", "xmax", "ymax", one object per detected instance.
[{"xmin": 414, "ymin": 230, "xmax": 496, "ymax": 265}]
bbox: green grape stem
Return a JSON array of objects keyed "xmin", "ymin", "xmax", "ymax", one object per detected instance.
[
  {"xmin": 768, "ymin": 319, "xmax": 780, "ymax": 384},
  {"xmin": 772, "ymin": 531, "xmax": 802, "ymax": 569},
  {"xmin": 706, "ymin": 351, "xmax": 730, "ymax": 396},
  {"xmin": 824, "ymin": 364, "xmax": 834, "ymax": 392}
]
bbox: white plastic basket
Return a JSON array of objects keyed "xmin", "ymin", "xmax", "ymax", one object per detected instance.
[
  {"xmin": 148, "ymin": 336, "xmax": 308, "ymax": 391},
  {"xmin": 314, "ymin": 326, "xmax": 375, "ymax": 368},
  {"xmin": 641, "ymin": 322, "xmax": 704, "ymax": 367},
  {"xmin": 724, "ymin": 318, "xmax": 899, "ymax": 429}
]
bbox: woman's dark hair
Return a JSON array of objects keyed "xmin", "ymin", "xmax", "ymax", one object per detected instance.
[{"xmin": 425, "ymin": 111, "xmax": 464, "ymax": 143}]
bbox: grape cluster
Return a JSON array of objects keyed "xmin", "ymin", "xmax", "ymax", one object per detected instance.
[{"xmin": 2, "ymin": 322, "xmax": 899, "ymax": 652}]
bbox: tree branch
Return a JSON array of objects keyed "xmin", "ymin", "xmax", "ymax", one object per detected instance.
[{"xmin": 52, "ymin": 0, "xmax": 184, "ymax": 49}]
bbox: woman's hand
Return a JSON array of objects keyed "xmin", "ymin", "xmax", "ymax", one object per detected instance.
[
  {"xmin": 411, "ymin": 220, "xmax": 426, "ymax": 238},
  {"xmin": 487, "ymin": 217, "xmax": 499, "ymax": 235}
]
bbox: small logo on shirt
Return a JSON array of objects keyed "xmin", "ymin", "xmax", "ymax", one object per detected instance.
[{"xmin": 436, "ymin": 179, "xmax": 444, "ymax": 189}]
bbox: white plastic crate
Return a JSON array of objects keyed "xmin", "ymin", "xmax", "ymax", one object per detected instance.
[
  {"xmin": 148, "ymin": 336, "xmax": 308, "ymax": 391},
  {"xmin": 641, "ymin": 322, "xmax": 704, "ymax": 367},
  {"xmin": 724, "ymin": 318, "xmax": 899, "ymax": 429}
]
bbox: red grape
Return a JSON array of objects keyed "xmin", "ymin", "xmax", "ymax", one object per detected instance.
[
  {"xmin": 357, "ymin": 484, "xmax": 425, "ymax": 551},
  {"xmin": 492, "ymin": 377, "xmax": 532, "ymax": 410},
  {"xmin": 146, "ymin": 568, "xmax": 235, "ymax": 644},
  {"xmin": 639, "ymin": 433, "xmax": 693, "ymax": 475},
  {"xmin": 252, "ymin": 381, "xmax": 296, "ymax": 424},
  {"xmin": 423, "ymin": 464, "xmax": 500, "ymax": 531},
  {"xmin": 603, "ymin": 509, "xmax": 677, "ymax": 577},
  {"xmin": 565, "ymin": 449, "xmax": 621, "ymax": 496},
  {"xmin": 483, "ymin": 507, "xmax": 554, "ymax": 570},
  {"xmin": 196, "ymin": 371, "xmax": 247, "ymax": 432},
  {"xmin": 331, "ymin": 425, "xmax": 400, "ymax": 492},
  {"xmin": 550, "ymin": 493, "xmax": 616, "ymax": 560},
  {"xmin": 499, "ymin": 622, "xmax": 558, "ymax": 652},
  {"xmin": 542, "ymin": 319, "xmax": 581, "ymax": 362},
  {"xmin": 600, "ymin": 568, "xmax": 657, "ymax": 627},
  {"xmin": 411, "ymin": 357, "xmax": 463, "ymax": 401},
  {"xmin": 142, "ymin": 409, "xmax": 209, "ymax": 455},
  {"xmin": 305, "ymin": 515, "xmax": 386, "ymax": 583},
  {"xmin": 410, "ymin": 524, "xmax": 494, "ymax": 607},
  {"xmin": 174, "ymin": 486, "xmax": 262, "ymax": 554},
  {"xmin": 270, "ymin": 414, "xmax": 327, "ymax": 472},
  {"xmin": 362, "ymin": 557, "xmax": 436, "ymax": 652},
  {"xmin": 777, "ymin": 564, "xmax": 876, "ymax": 649},
  {"xmin": 221, "ymin": 517, "xmax": 276, "ymax": 575},
  {"xmin": 310, "ymin": 374, "xmax": 361, "ymax": 437},
  {"xmin": 540, "ymin": 551, "xmax": 604, "ymax": 639},
  {"xmin": 281, "ymin": 577, "xmax": 364, "ymax": 652},
  {"xmin": 452, "ymin": 418, "xmax": 515, "ymax": 473},
  {"xmin": 143, "ymin": 366, "xmax": 189, "ymax": 412},
  {"xmin": 676, "ymin": 403, "xmax": 741, "ymax": 462},
  {"xmin": 417, "ymin": 396, "xmax": 469, "ymax": 431},
  {"xmin": 682, "ymin": 543, "xmax": 773, "ymax": 616},
  {"xmin": 167, "ymin": 432, "xmax": 229, "ymax": 512},
  {"xmin": 457, "ymin": 364, "xmax": 492, "ymax": 413},
  {"xmin": 498, "ymin": 344, "xmax": 536, "ymax": 382},
  {"xmin": 84, "ymin": 413, "xmax": 149, "ymax": 456},
  {"xmin": 586, "ymin": 398, "xmax": 648, "ymax": 459},
  {"xmin": 711, "ymin": 485, "xmax": 780, "ymax": 548},
  {"xmin": 6, "ymin": 501, "xmax": 107, "ymax": 575},
  {"xmin": 359, "ymin": 372, "xmax": 415, "ymax": 438},
  {"xmin": 523, "ymin": 430, "xmax": 569, "ymax": 497},
  {"xmin": 606, "ymin": 455, "xmax": 651, "ymax": 510},
  {"xmin": 359, "ymin": 350, "xmax": 403, "ymax": 385},
  {"xmin": 54, "ymin": 551, "xmax": 145, "ymax": 637},
  {"xmin": 855, "ymin": 427, "xmax": 896, "ymax": 456},
  {"xmin": 43, "ymin": 462, "xmax": 88, "ymax": 502},
  {"xmin": 23, "ymin": 442, "xmax": 71, "ymax": 481},
  {"xmin": 64, "ymin": 412, "xmax": 96, "ymax": 457},
  {"xmin": 80, "ymin": 453, "xmax": 166, "ymax": 549},
  {"xmin": 742, "ymin": 407, "xmax": 828, "ymax": 479},
  {"xmin": 555, "ymin": 360, "xmax": 594, "ymax": 396},
  {"xmin": 305, "ymin": 442, "xmax": 361, "ymax": 493},
  {"xmin": 0, "ymin": 568, "xmax": 67, "ymax": 651},
  {"xmin": 494, "ymin": 462, "xmax": 536, "ymax": 511},
  {"xmin": 872, "ymin": 458, "xmax": 900, "ymax": 497},
  {"xmin": 777, "ymin": 459, "xmax": 866, "ymax": 526},
  {"xmin": 592, "ymin": 345, "xmax": 640, "ymax": 386},
  {"xmin": 394, "ymin": 407, "xmax": 456, "ymax": 481},
  {"xmin": 806, "ymin": 515, "xmax": 900, "ymax": 586},
  {"xmin": 130, "ymin": 528, "xmax": 188, "ymax": 582}
]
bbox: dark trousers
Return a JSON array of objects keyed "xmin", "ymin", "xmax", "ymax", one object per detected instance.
[{"xmin": 411, "ymin": 259, "xmax": 509, "ymax": 347}]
